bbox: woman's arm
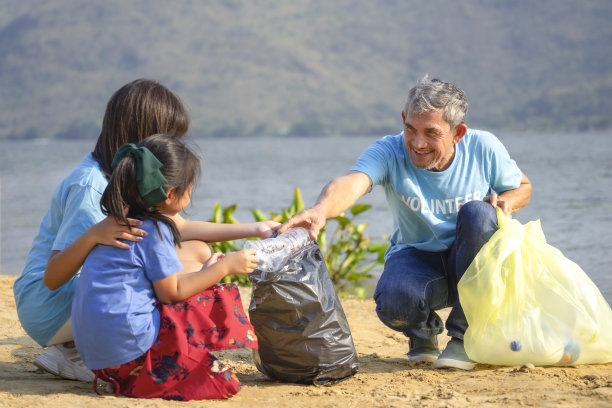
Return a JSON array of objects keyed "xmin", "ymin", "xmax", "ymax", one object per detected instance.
[
  {"xmin": 153, "ymin": 249, "xmax": 258, "ymax": 304},
  {"xmin": 171, "ymin": 214, "xmax": 279, "ymax": 242},
  {"xmin": 43, "ymin": 216, "xmax": 147, "ymax": 290}
]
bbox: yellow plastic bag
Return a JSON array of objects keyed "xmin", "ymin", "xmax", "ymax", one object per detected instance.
[{"xmin": 458, "ymin": 208, "xmax": 612, "ymax": 366}]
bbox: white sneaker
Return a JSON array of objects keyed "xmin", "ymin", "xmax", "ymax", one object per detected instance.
[
  {"xmin": 433, "ymin": 339, "xmax": 476, "ymax": 371},
  {"xmin": 33, "ymin": 344, "xmax": 95, "ymax": 382}
]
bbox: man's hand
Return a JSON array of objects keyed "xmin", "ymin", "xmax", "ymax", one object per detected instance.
[
  {"xmin": 278, "ymin": 206, "xmax": 327, "ymax": 241},
  {"xmin": 278, "ymin": 172, "xmax": 371, "ymax": 241},
  {"xmin": 483, "ymin": 192, "xmax": 511, "ymax": 215}
]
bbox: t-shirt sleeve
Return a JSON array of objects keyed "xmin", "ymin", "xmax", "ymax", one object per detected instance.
[
  {"xmin": 54, "ymin": 184, "xmax": 105, "ymax": 251},
  {"xmin": 143, "ymin": 223, "xmax": 183, "ymax": 282},
  {"xmin": 483, "ymin": 132, "xmax": 523, "ymax": 193},
  {"xmin": 350, "ymin": 137, "xmax": 393, "ymax": 186}
]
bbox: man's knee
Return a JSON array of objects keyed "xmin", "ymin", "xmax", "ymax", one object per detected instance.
[
  {"xmin": 457, "ymin": 200, "xmax": 498, "ymax": 239},
  {"xmin": 458, "ymin": 200, "xmax": 496, "ymax": 223},
  {"xmin": 374, "ymin": 283, "xmax": 430, "ymax": 331}
]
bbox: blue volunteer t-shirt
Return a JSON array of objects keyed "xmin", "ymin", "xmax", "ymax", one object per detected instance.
[
  {"xmin": 72, "ymin": 220, "xmax": 183, "ymax": 370},
  {"xmin": 350, "ymin": 129, "xmax": 522, "ymax": 258}
]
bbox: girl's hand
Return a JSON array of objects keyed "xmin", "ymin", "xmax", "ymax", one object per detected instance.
[
  {"xmin": 255, "ymin": 221, "xmax": 281, "ymax": 239},
  {"xmin": 89, "ymin": 215, "xmax": 147, "ymax": 250},
  {"xmin": 221, "ymin": 249, "xmax": 259, "ymax": 275}
]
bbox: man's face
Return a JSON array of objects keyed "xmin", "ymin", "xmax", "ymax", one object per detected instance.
[{"xmin": 402, "ymin": 110, "xmax": 462, "ymax": 172}]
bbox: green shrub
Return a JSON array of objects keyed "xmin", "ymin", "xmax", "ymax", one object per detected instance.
[{"xmin": 208, "ymin": 188, "xmax": 388, "ymax": 297}]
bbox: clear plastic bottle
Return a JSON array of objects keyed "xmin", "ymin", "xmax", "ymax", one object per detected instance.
[{"xmin": 244, "ymin": 228, "xmax": 313, "ymax": 272}]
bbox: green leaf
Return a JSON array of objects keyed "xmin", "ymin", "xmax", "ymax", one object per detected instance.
[
  {"xmin": 211, "ymin": 203, "xmax": 221, "ymax": 223},
  {"xmin": 222, "ymin": 204, "xmax": 237, "ymax": 219},
  {"xmin": 350, "ymin": 203, "xmax": 372, "ymax": 216},
  {"xmin": 281, "ymin": 208, "xmax": 291, "ymax": 222},
  {"xmin": 288, "ymin": 204, "xmax": 296, "ymax": 215},
  {"xmin": 355, "ymin": 223, "xmax": 368, "ymax": 233},
  {"xmin": 335, "ymin": 215, "xmax": 350, "ymax": 227},
  {"xmin": 353, "ymin": 286, "xmax": 367, "ymax": 300},
  {"xmin": 250, "ymin": 208, "xmax": 268, "ymax": 222},
  {"xmin": 367, "ymin": 243, "xmax": 389, "ymax": 252},
  {"xmin": 293, "ymin": 188, "xmax": 304, "ymax": 211}
]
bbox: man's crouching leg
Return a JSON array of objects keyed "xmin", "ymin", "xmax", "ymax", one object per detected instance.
[
  {"xmin": 435, "ymin": 200, "xmax": 499, "ymax": 370},
  {"xmin": 374, "ymin": 247, "xmax": 450, "ymax": 363}
]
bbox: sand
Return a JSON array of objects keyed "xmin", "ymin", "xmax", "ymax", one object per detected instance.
[{"xmin": 1, "ymin": 274, "xmax": 611, "ymax": 407}]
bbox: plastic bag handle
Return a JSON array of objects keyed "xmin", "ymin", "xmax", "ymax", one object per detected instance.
[{"xmin": 496, "ymin": 206, "xmax": 510, "ymax": 229}]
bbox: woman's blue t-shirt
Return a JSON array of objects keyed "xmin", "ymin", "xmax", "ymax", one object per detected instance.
[
  {"xmin": 13, "ymin": 154, "xmax": 108, "ymax": 347},
  {"xmin": 72, "ymin": 220, "xmax": 183, "ymax": 370},
  {"xmin": 350, "ymin": 129, "xmax": 522, "ymax": 258}
]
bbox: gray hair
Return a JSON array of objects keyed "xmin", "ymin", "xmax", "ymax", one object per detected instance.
[{"xmin": 404, "ymin": 75, "xmax": 468, "ymax": 129}]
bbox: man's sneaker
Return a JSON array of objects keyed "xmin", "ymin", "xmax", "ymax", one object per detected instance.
[
  {"xmin": 33, "ymin": 344, "xmax": 95, "ymax": 382},
  {"xmin": 407, "ymin": 336, "xmax": 440, "ymax": 363},
  {"xmin": 433, "ymin": 339, "xmax": 476, "ymax": 370}
]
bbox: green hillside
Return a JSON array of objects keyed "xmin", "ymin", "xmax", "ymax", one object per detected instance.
[{"xmin": 0, "ymin": 0, "xmax": 610, "ymax": 140}]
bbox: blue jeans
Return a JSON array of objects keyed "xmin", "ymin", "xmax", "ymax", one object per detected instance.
[{"xmin": 373, "ymin": 200, "xmax": 499, "ymax": 340}]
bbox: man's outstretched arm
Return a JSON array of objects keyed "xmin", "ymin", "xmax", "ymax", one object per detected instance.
[{"xmin": 278, "ymin": 171, "xmax": 372, "ymax": 240}]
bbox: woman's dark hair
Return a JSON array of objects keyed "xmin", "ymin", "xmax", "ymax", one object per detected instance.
[
  {"xmin": 100, "ymin": 134, "xmax": 201, "ymax": 246},
  {"xmin": 93, "ymin": 79, "xmax": 190, "ymax": 177}
]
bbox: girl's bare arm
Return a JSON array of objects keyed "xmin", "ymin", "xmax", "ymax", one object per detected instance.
[{"xmin": 153, "ymin": 249, "xmax": 258, "ymax": 304}]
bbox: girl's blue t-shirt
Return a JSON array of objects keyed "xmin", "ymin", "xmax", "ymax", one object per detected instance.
[
  {"xmin": 13, "ymin": 154, "xmax": 108, "ymax": 347},
  {"xmin": 72, "ymin": 220, "xmax": 183, "ymax": 370},
  {"xmin": 350, "ymin": 129, "xmax": 522, "ymax": 258}
]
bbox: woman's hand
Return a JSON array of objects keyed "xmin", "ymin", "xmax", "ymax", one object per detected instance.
[
  {"xmin": 43, "ymin": 213, "xmax": 146, "ymax": 290},
  {"xmin": 254, "ymin": 221, "xmax": 281, "ymax": 239},
  {"xmin": 89, "ymin": 214, "xmax": 147, "ymax": 249}
]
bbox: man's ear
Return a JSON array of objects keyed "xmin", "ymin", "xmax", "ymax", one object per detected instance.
[
  {"xmin": 401, "ymin": 110, "xmax": 406, "ymax": 124},
  {"xmin": 453, "ymin": 123, "xmax": 468, "ymax": 143}
]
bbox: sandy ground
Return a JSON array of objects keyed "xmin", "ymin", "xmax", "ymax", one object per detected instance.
[{"xmin": 1, "ymin": 275, "xmax": 611, "ymax": 408}]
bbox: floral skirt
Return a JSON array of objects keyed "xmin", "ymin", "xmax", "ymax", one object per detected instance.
[{"xmin": 92, "ymin": 283, "xmax": 257, "ymax": 401}]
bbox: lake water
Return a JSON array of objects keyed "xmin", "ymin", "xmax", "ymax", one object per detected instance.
[{"xmin": 1, "ymin": 131, "xmax": 611, "ymax": 304}]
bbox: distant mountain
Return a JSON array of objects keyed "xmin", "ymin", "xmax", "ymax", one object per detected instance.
[{"xmin": 0, "ymin": 0, "xmax": 610, "ymax": 140}]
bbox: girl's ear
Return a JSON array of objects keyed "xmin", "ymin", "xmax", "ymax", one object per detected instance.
[{"xmin": 162, "ymin": 187, "xmax": 176, "ymax": 205}]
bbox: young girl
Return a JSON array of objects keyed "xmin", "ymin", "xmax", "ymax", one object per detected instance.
[{"xmin": 72, "ymin": 134, "xmax": 259, "ymax": 400}]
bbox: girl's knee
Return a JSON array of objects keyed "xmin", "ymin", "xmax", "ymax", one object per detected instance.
[{"xmin": 178, "ymin": 240, "xmax": 213, "ymax": 265}]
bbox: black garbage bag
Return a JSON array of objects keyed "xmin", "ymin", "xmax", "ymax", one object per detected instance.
[{"xmin": 247, "ymin": 229, "xmax": 359, "ymax": 385}]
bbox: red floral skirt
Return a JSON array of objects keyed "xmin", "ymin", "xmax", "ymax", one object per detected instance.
[{"xmin": 92, "ymin": 283, "xmax": 257, "ymax": 401}]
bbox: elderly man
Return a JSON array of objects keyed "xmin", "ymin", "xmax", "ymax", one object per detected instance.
[{"xmin": 279, "ymin": 76, "xmax": 532, "ymax": 370}]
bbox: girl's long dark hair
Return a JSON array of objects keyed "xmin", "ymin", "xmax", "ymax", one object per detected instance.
[
  {"xmin": 100, "ymin": 134, "xmax": 200, "ymax": 246},
  {"xmin": 93, "ymin": 79, "xmax": 190, "ymax": 178}
]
